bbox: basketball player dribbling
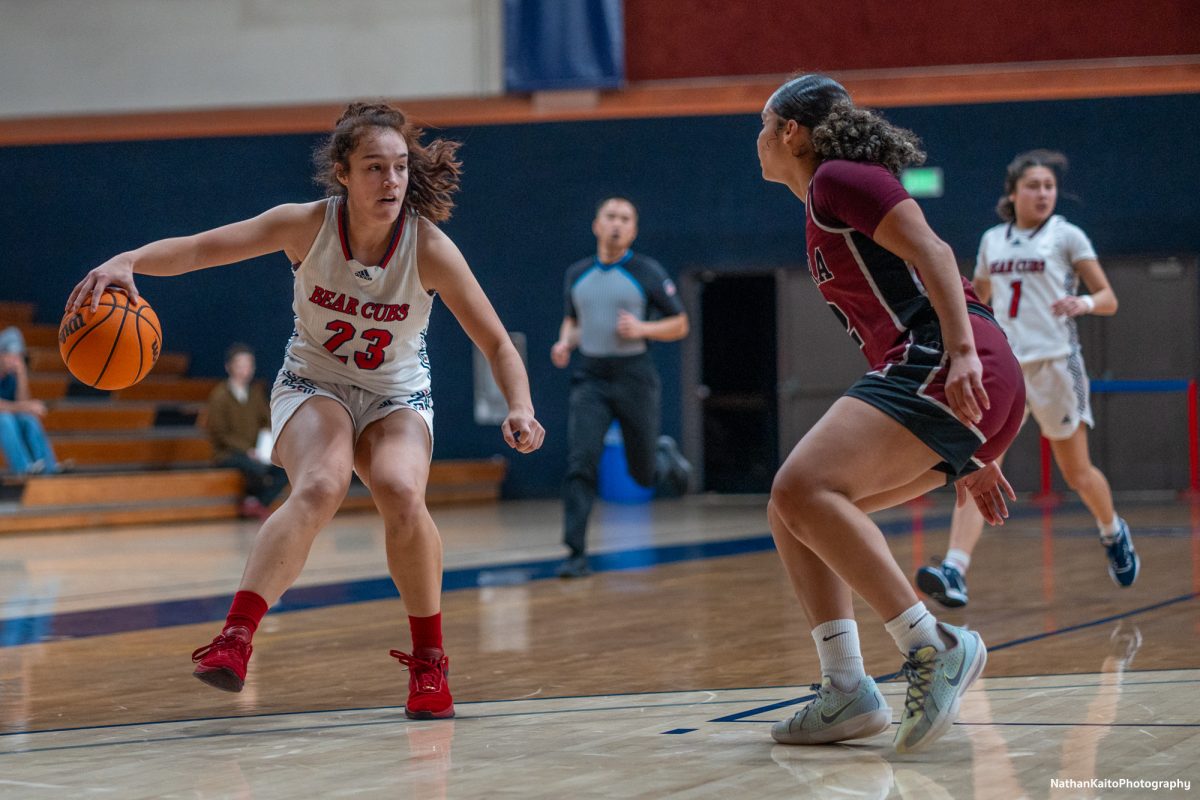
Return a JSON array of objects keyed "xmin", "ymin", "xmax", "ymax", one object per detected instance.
[
  {"xmin": 916, "ymin": 150, "xmax": 1138, "ymax": 609},
  {"xmin": 756, "ymin": 74, "xmax": 1026, "ymax": 753},
  {"xmin": 66, "ymin": 102, "xmax": 545, "ymax": 720}
]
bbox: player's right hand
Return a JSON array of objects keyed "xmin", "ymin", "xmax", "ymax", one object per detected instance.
[
  {"xmin": 550, "ymin": 341, "xmax": 571, "ymax": 368},
  {"xmin": 68, "ymin": 257, "xmax": 139, "ymax": 313}
]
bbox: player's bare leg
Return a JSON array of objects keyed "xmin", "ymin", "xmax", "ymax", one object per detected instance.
[{"xmin": 356, "ymin": 410, "xmax": 454, "ymax": 719}]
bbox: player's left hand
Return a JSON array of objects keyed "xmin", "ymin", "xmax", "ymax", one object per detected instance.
[
  {"xmin": 502, "ymin": 408, "xmax": 545, "ymax": 454},
  {"xmin": 944, "ymin": 349, "xmax": 989, "ymax": 426},
  {"xmin": 615, "ymin": 311, "xmax": 644, "ymax": 339},
  {"xmin": 955, "ymin": 460, "xmax": 1016, "ymax": 525}
]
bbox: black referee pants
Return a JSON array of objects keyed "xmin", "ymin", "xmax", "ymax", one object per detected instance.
[{"xmin": 563, "ymin": 353, "xmax": 661, "ymax": 556}]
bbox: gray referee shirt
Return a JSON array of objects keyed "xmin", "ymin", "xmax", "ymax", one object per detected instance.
[{"xmin": 563, "ymin": 250, "xmax": 684, "ymax": 357}]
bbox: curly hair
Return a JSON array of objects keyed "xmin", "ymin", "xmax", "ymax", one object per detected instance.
[
  {"xmin": 769, "ymin": 73, "xmax": 926, "ymax": 175},
  {"xmin": 996, "ymin": 149, "xmax": 1069, "ymax": 222},
  {"xmin": 811, "ymin": 104, "xmax": 926, "ymax": 175},
  {"xmin": 313, "ymin": 102, "xmax": 463, "ymax": 223}
]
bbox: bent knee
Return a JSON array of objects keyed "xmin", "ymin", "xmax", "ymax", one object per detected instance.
[
  {"xmin": 770, "ymin": 469, "xmax": 828, "ymax": 521},
  {"xmin": 1060, "ymin": 465, "xmax": 1098, "ymax": 492},
  {"xmin": 373, "ymin": 477, "xmax": 426, "ymax": 519},
  {"xmin": 291, "ymin": 474, "xmax": 351, "ymax": 514}
]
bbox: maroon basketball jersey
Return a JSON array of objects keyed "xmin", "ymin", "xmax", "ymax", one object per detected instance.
[{"xmin": 804, "ymin": 160, "xmax": 982, "ymax": 370}]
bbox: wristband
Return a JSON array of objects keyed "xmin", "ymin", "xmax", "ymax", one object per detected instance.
[{"xmin": 1079, "ymin": 295, "xmax": 1095, "ymax": 313}]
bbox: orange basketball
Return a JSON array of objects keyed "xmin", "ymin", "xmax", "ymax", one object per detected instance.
[{"xmin": 58, "ymin": 289, "xmax": 162, "ymax": 390}]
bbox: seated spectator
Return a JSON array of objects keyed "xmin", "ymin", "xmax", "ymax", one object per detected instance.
[
  {"xmin": 207, "ymin": 343, "xmax": 287, "ymax": 521},
  {"xmin": 0, "ymin": 327, "xmax": 60, "ymax": 476}
]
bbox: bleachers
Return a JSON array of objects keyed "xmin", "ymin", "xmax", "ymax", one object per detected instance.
[{"xmin": 0, "ymin": 302, "xmax": 509, "ymax": 534}]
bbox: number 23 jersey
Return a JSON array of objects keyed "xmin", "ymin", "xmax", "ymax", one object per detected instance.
[
  {"xmin": 283, "ymin": 197, "xmax": 434, "ymax": 397},
  {"xmin": 975, "ymin": 215, "xmax": 1096, "ymax": 365}
]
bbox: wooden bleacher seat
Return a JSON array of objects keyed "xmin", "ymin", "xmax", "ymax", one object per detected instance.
[
  {"xmin": 27, "ymin": 374, "xmax": 69, "ymax": 400},
  {"xmin": 26, "ymin": 346, "xmax": 191, "ymax": 377},
  {"xmin": 115, "ymin": 377, "xmax": 221, "ymax": 402},
  {"xmin": 0, "ymin": 302, "xmax": 35, "ymax": 324},
  {"xmin": 0, "ymin": 299, "xmax": 511, "ymax": 534},
  {"xmin": 15, "ymin": 323, "xmax": 59, "ymax": 348},
  {"xmin": 0, "ymin": 458, "xmax": 508, "ymax": 533},
  {"xmin": 50, "ymin": 429, "xmax": 214, "ymax": 468},
  {"xmin": 42, "ymin": 402, "xmax": 157, "ymax": 432}
]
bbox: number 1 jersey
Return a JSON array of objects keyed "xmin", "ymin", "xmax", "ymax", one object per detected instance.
[
  {"xmin": 282, "ymin": 197, "xmax": 434, "ymax": 396},
  {"xmin": 975, "ymin": 215, "xmax": 1096, "ymax": 365}
]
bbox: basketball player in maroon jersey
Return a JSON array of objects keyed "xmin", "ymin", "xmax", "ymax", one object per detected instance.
[
  {"xmin": 757, "ymin": 74, "xmax": 1025, "ymax": 753},
  {"xmin": 67, "ymin": 103, "xmax": 545, "ymax": 720}
]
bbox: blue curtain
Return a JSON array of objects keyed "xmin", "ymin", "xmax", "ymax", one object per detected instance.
[{"xmin": 503, "ymin": 0, "xmax": 624, "ymax": 92}]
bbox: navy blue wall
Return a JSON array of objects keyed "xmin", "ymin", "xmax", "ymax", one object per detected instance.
[{"xmin": 4, "ymin": 94, "xmax": 1198, "ymax": 497}]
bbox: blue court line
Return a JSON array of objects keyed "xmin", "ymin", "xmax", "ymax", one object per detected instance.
[
  {"xmin": 3, "ymin": 499, "xmax": 1114, "ymax": 648},
  {"xmin": 708, "ymin": 591, "xmax": 1199, "ymax": 724},
  {"xmin": 3, "ymin": 512, "xmax": 965, "ymax": 648},
  {"xmin": 0, "ymin": 697, "xmax": 768, "ymax": 757},
  {"xmin": 7, "ymin": 512, "xmax": 1186, "ymax": 647},
  {"xmin": 0, "ymin": 536, "xmax": 772, "ymax": 648},
  {"xmin": 6, "ymin": 673, "xmax": 1199, "ymax": 755}
]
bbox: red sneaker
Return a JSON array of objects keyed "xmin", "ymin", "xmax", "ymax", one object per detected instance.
[
  {"xmin": 192, "ymin": 626, "xmax": 253, "ymax": 692},
  {"xmin": 390, "ymin": 647, "xmax": 455, "ymax": 719}
]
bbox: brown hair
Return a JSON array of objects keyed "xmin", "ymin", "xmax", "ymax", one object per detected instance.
[
  {"xmin": 313, "ymin": 102, "xmax": 463, "ymax": 223},
  {"xmin": 996, "ymin": 149, "xmax": 1069, "ymax": 222},
  {"xmin": 224, "ymin": 342, "xmax": 254, "ymax": 365}
]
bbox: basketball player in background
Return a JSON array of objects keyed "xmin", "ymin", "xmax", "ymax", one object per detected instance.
[
  {"xmin": 757, "ymin": 74, "xmax": 1025, "ymax": 753},
  {"xmin": 916, "ymin": 150, "xmax": 1138, "ymax": 609},
  {"xmin": 68, "ymin": 102, "xmax": 545, "ymax": 720}
]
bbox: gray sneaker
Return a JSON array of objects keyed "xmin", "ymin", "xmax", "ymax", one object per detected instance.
[
  {"xmin": 771, "ymin": 675, "xmax": 891, "ymax": 745},
  {"xmin": 556, "ymin": 555, "xmax": 591, "ymax": 579},
  {"xmin": 655, "ymin": 436, "xmax": 691, "ymax": 496},
  {"xmin": 894, "ymin": 622, "xmax": 987, "ymax": 754}
]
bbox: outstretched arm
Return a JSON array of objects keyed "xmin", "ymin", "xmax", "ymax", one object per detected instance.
[
  {"xmin": 68, "ymin": 202, "xmax": 320, "ymax": 312},
  {"xmin": 418, "ymin": 220, "xmax": 545, "ymax": 454}
]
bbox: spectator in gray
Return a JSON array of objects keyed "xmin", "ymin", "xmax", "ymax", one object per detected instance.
[{"xmin": 550, "ymin": 197, "xmax": 691, "ymax": 578}]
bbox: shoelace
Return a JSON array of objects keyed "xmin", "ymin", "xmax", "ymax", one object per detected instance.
[
  {"xmin": 191, "ymin": 632, "xmax": 250, "ymax": 663},
  {"xmin": 901, "ymin": 655, "xmax": 935, "ymax": 716},
  {"xmin": 390, "ymin": 650, "xmax": 445, "ymax": 693},
  {"xmin": 1107, "ymin": 534, "xmax": 1133, "ymax": 564}
]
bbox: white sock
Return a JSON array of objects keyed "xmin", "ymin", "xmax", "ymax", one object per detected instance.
[
  {"xmin": 811, "ymin": 619, "xmax": 866, "ymax": 693},
  {"xmin": 1098, "ymin": 516, "xmax": 1121, "ymax": 541},
  {"xmin": 944, "ymin": 548, "xmax": 971, "ymax": 574},
  {"xmin": 885, "ymin": 602, "xmax": 945, "ymax": 656}
]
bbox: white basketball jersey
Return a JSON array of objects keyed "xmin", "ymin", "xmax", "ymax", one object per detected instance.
[
  {"xmin": 282, "ymin": 198, "xmax": 434, "ymax": 397},
  {"xmin": 975, "ymin": 215, "xmax": 1097, "ymax": 364}
]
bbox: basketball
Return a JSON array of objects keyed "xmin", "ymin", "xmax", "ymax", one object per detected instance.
[{"xmin": 58, "ymin": 289, "xmax": 162, "ymax": 390}]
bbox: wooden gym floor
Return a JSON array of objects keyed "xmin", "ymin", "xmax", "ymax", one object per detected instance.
[{"xmin": 0, "ymin": 493, "xmax": 1197, "ymax": 798}]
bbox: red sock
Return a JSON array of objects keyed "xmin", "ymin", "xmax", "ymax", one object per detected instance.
[
  {"xmin": 409, "ymin": 612, "xmax": 443, "ymax": 653},
  {"xmin": 224, "ymin": 590, "xmax": 269, "ymax": 636}
]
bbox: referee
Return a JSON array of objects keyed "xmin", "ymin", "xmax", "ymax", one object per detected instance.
[{"xmin": 551, "ymin": 196, "xmax": 691, "ymax": 578}]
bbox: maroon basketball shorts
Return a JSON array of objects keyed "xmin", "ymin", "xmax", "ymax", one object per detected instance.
[{"xmin": 844, "ymin": 312, "xmax": 1025, "ymax": 479}]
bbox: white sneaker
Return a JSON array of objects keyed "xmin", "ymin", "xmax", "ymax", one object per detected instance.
[{"xmin": 772, "ymin": 675, "xmax": 891, "ymax": 745}]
